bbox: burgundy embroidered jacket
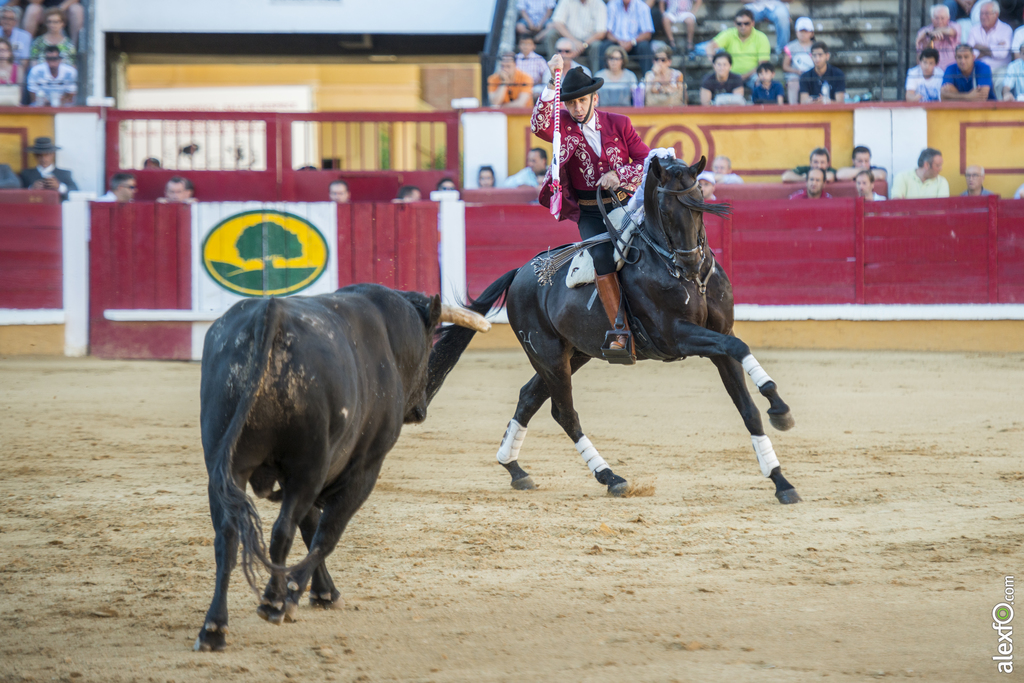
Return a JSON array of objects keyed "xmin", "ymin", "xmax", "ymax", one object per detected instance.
[{"xmin": 531, "ymin": 94, "xmax": 650, "ymax": 222}]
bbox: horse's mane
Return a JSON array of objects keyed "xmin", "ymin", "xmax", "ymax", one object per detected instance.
[{"xmin": 646, "ymin": 158, "xmax": 732, "ymax": 218}]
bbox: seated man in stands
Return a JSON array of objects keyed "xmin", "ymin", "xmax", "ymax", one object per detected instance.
[
  {"xmin": 712, "ymin": 156, "xmax": 743, "ymax": 184},
  {"xmin": 891, "ymin": 147, "xmax": 950, "ymax": 199},
  {"xmin": 158, "ymin": 176, "xmax": 195, "ymax": 203},
  {"xmin": 782, "ymin": 147, "xmax": 836, "ymax": 183},
  {"xmin": 697, "ymin": 170, "xmax": 717, "ymax": 200},
  {"xmin": 488, "ymin": 52, "xmax": 534, "ymax": 108},
  {"xmin": 962, "ymin": 165, "xmax": 995, "ymax": 195},
  {"xmin": 647, "ymin": 0, "xmax": 702, "ymax": 54},
  {"xmin": 941, "ymin": 44, "xmax": 996, "ymax": 99},
  {"xmin": 548, "ymin": 0, "xmax": 607, "ymax": 73},
  {"xmin": 27, "ymin": 45, "xmax": 76, "ymax": 107},
  {"xmin": 142, "ymin": 157, "xmax": 161, "ymax": 169},
  {"xmin": 599, "ymin": 0, "xmax": 655, "ymax": 75},
  {"xmin": 855, "ymin": 170, "xmax": 886, "ymax": 201},
  {"xmin": 0, "ymin": 6, "xmax": 31, "ymax": 72},
  {"xmin": 504, "ymin": 147, "xmax": 548, "ymax": 188},
  {"xmin": 517, "ymin": 36, "xmax": 549, "ymax": 97},
  {"xmin": 751, "ymin": 61, "xmax": 785, "ymax": 104},
  {"xmin": 516, "ymin": 0, "xmax": 557, "ymax": 43},
  {"xmin": 0, "ymin": 162, "xmax": 20, "ymax": 189},
  {"xmin": 328, "ymin": 179, "xmax": 350, "ymax": 203},
  {"xmin": 906, "ymin": 48, "xmax": 944, "ymax": 101},
  {"xmin": 96, "ymin": 173, "xmax": 137, "ymax": 203},
  {"xmin": 799, "ymin": 41, "xmax": 846, "ymax": 103},
  {"xmin": 553, "ymin": 37, "xmax": 594, "ymax": 76},
  {"xmin": 788, "ymin": 167, "xmax": 832, "ymax": 199},
  {"xmin": 836, "ymin": 146, "xmax": 887, "ymax": 182},
  {"xmin": 21, "ymin": 136, "xmax": 76, "ymax": 200},
  {"xmin": 394, "ymin": 185, "xmax": 422, "ymax": 203},
  {"xmin": 1002, "ymin": 42, "xmax": 1024, "ymax": 99},
  {"xmin": 916, "ymin": 5, "xmax": 961, "ymax": 71},
  {"xmin": 706, "ymin": 9, "xmax": 770, "ymax": 87},
  {"xmin": 967, "ymin": 1, "xmax": 1013, "ymax": 71}
]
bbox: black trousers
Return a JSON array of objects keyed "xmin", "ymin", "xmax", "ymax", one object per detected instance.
[{"xmin": 578, "ymin": 205, "xmax": 616, "ymax": 276}]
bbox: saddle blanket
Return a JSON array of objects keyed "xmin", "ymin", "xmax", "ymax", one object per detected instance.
[{"xmin": 565, "ymin": 206, "xmax": 637, "ymax": 288}]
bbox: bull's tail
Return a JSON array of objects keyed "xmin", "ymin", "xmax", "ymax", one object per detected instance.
[
  {"xmin": 207, "ymin": 298, "xmax": 283, "ymax": 594},
  {"xmin": 426, "ymin": 268, "xmax": 519, "ymax": 403}
]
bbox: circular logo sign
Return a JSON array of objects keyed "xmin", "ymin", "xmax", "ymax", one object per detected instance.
[{"xmin": 202, "ymin": 210, "xmax": 329, "ymax": 296}]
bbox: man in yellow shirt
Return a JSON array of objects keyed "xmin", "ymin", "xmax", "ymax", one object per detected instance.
[
  {"xmin": 705, "ymin": 9, "xmax": 771, "ymax": 84},
  {"xmin": 891, "ymin": 148, "xmax": 950, "ymax": 199}
]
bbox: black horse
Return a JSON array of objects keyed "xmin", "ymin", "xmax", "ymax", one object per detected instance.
[{"xmin": 429, "ymin": 155, "xmax": 801, "ymax": 504}]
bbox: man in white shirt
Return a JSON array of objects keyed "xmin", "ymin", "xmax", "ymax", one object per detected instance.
[
  {"xmin": 19, "ymin": 136, "xmax": 77, "ymax": 201},
  {"xmin": 906, "ymin": 48, "xmax": 945, "ymax": 101},
  {"xmin": 0, "ymin": 6, "xmax": 30, "ymax": 68},
  {"xmin": 548, "ymin": 0, "xmax": 608, "ymax": 73},
  {"xmin": 712, "ymin": 156, "xmax": 744, "ymax": 184},
  {"xmin": 27, "ymin": 45, "xmax": 77, "ymax": 107},
  {"xmin": 95, "ymin": 173, "xmax": 137, "ymax": 203},
  {"xmin": 968, "ymin": 1, "xmax": 1013, "ymax": 71},
  {"xmin": 1003, "ymin": 43, "xmax": 1024, "ymax": 100},
  {"xmin": 504, "ymin": 147, "xmax": 549, "ymax": 188}
]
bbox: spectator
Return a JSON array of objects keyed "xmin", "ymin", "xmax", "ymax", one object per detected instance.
[
  {"xmin": 712, "ymin": 156, "xmax": 744, "ymax": 184},
  {"xmin": 436, "ymin": 178, "xmax": 458, "ymax": 192},
  {"xmin": 0, "ymin": 162, "xmax": 19, "ymax": 188},
  {"xmin": 488, "ymin": 51, "xmax": 534, "ymax": 108},
  {"xmin": 0, "ymin": 6, "xmax": 30, "ymax": 70},
  {"xmin": 917, "ymin": 5, "xmax": 962, "ymax": 71},
  {"xmin": 157, "ymin": 176, "xmax": 196, "ymax": 203},
  {"xmin": 891, "ymin": 148, "xmax": 950, "ymax": 199},
  {"xmin": 29, "ymin": 9, "xmax": 75, "ymax": 66},
  {"xmin": 328, "ymin": 179, "xmax": 350, "ymax": 203},
  {"xmin": 836, "ymin": 146, "xmax": 887, "ymax": 182},
  {"xmin": 941, "ymin": 43, "xmax": 995, "ymax": 99},
  {"xmin": 599, "ymin": 0, "xmax": 655, "ymax": 75},
  {"xmin": 1014, "ymin": 22, "xmax": 1024, "ymax": 54},
  {"xmin": 968, "ymin": 1, "xmax": 1014, "ymax": 71},
  {"xmin": 554, "ymin": 37, "xmax": 593, "ymax": 76},
  {"xmin": 517, "ymin": 0, "xmax": 557, "ymax": 42},
  {"xmin": 1003, "ymin": 42, "xmax": 1024, "ymax": 99},
  {"xmin": 504, "ymin": 148, "xmax": 548, "ymax": 187},
  {"xmin": 788, "ymin": 167, "xmax": 831, "ymax": 199},
  {"xmin": 700, "ymin": 51, "xmax": 744, "ymax": 105},
  {"xmin": 478, "ymin": 165, "xmax": 496, "ymax": 188},
  {"xmin": 962, "ymin": 165, "xmax": 995, "ymax": 195},
  {"xmin": 647, "ymin": 0, "xmax": 702, "ymax": 53},
  {"xmin": 906, "ymin": 48, "xmax": 944, "ymax": 101},
  {"xmin": 799, "ymin": 41, "xmax": 846, "ymax": 103},
  {"xmin": 0, "ymin": 37, "xmax": 19, "ymax": 85},
  {"xmin": 782, "ymin": 147, "xmax": 836, "ymax": 183},
  {"xmin": 744, "ymin": 0, "xmax": 792, "ymax": 54},
  {"xmin": 706, "ymin": 9, "xmax": 771, "ymax": 86},
  {"xmin": 517, "ymin": 36, "xmax": 549, "ymax": 95},
  {"xmin": 855, "ymin": 170, "xmax": 886, "ymax": 201},
  {"xmin": 751, "ymin": 61, "xmax": 784, "ymax": 103},
  {"xmin": 394, "ymin": 185, "xmax": 422, "ymax": 202},
  {"xmin": 96, "ymin": 173, "xmax": 137, "ymax": 203},
  {"xmin": 643, "ymin": 44, "xmax": 685, "ymax": 106},
  {"xmin": 26, "ymin": 44, "xmax": 75, "ymax": 106},
  {"xmin": 24, "ymin": 1, "xmax": 83, "ymax": 45},
  {"xmin": 697, "ymin": 170, "xmax": 717, "ymax": 200},
  {"xmin": 943, "ymin": 0, "xmax": 977, "ymax": 21},
  {"xmin": 782, "ymin": 17, "xmax": 815, "ymax": 104},
  {"xmin": 595, "ymin": 44, "xmax": 638, "ymax": 106},
  {"xmin": 20, "ymin": 136, "xmax": 76, "ymax": 200},
  {"xmin": 548, "ymin": 0, "xmax": 608, "ymax": 74},
  {"xmin": 1015, "ymin": 181, "xmax": 1024, "ymax": 198},
  {"xmin": 142, "ymin": 157, "xmax": 161, "ymax": 169}
]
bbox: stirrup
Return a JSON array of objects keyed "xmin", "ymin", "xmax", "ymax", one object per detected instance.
[{"xmin": 602, "ymin": 329, "xmax": 635, "ymax": 365}]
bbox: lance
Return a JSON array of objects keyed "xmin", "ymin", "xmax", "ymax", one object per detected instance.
[{"xmin": 549, "ymin": 68, "xmax": 562, "ymax": 218}]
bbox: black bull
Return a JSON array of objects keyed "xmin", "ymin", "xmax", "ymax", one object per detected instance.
[{"xmin": 195, "ymin": 284, "xmax": 455, "ymax": 652}]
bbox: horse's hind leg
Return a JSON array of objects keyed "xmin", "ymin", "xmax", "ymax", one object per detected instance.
[{"xmin": 711, "ymin": 356, "xmax": 801, "ymax": 504}]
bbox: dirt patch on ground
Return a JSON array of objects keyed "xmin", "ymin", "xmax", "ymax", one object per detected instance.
[{"xmin": 1, "ymin": 350, "xmax": 1021, "ymax": 682}]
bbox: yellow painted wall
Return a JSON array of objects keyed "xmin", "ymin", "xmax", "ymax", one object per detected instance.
[
  {"xmin": 507, "ymin": 108, "xmax": 854, "ymax": 182},
  {"xmin": 926, "ymin": 107, "xmax": 1024, "ymax": 199},
  {"xmin": 0, "ymin": 112, "xmax": 55, "ymax": 171},
  {"xmin": 0, "ymin": 325, "xmax": 64, "ymax": 356}
]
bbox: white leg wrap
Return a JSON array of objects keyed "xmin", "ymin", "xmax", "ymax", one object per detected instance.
[
  {"xmin": 496, "ymin": 419, "xmax": 528, "ymax": 465},
  {"xmin": 751, "ymin": 434, "xmax": 780, "ymax": 478},
  {"xmin": 575, "ymin": 436, "xmax": 609, "ymax": 474},
  {"xmin": 741, "ymin": 354, "xmax": 773, "ymax": 389}
]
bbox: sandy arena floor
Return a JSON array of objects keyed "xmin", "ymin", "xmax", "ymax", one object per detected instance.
[{"xmin": 0, "ymin": 349, "xmax": 1022, "ymax": 682}]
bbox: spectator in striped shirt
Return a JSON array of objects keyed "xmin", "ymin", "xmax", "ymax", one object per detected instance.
[
  {"xmin": 599, "ymin": 0, "xmax": 656, "ymax": 74},
  {"xmin": 548, "ymin": 0, "xmax": 608, "ymax": 74},
  {"xmin": 516, "ymin": 36, "xmax": 550, "ymax": 95},
  {"xmin": 517, "ymin": 0, "xmax": 557, "ymax": 43}
]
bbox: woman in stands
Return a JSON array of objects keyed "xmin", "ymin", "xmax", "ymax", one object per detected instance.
[
  {"xmin": 594, "ymin": 45, "xmax": 638, "ymax": 106},
  {"xmin": 29, "ymin": 9, "xmax": 75, "ymax": 66},
  {"xmin": 0, "ymin": 38, "xmax": 20, "ymax": 85},
  {"xmin": 643, "ymin": 45, "xmax": 686, "ymax": 106}
]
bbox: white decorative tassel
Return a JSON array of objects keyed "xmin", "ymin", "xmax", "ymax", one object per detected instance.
[
  {"xmin": 751, "ymin": 434, "xmax": 780, "ymax": 477},
  {"xmin": 741, "ymin": 354, "xmax": 772, "ymax": 388},
  {"xmin": 496, "ymin": 419, "xmax": 528, "ymax": 464},
  {"xmin": 575, "ymin": 436, "xmax": 609, "ymax": 473},
  {"xmin": 625, "ymin": 147, "xmax": 677, "ymax": 223}
]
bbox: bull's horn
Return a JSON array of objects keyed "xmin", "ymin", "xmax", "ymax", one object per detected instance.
[{"xmin": 440, "ymin": 304, "xmax": 491, "ymax": 333}]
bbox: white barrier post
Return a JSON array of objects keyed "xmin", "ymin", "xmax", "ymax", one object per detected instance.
[
  {"xmin": 62, "ymin": 194, "xmax": 92, "ymax": 356},
  {"xmin": 432, "ymin": 190, "xmax": 466, "ymax": 307}
]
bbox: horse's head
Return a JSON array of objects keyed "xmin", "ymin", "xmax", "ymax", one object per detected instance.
[{"xmin": 644, "ymin": 155, "xmax": 730, "ymax": 281}]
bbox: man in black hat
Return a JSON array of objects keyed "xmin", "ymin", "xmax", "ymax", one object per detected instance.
[
  {"xmin": 21, "ymin": 136, "xmax": 77, "ymax": 201},
  {"xmin": 532, "ymin": 55, "xmax": 650, "ymax": 359}
]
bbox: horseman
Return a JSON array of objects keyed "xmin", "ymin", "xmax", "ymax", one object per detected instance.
[{"xmin": 532, "ymin": 54, "xmax": 650, "ymax": 359}]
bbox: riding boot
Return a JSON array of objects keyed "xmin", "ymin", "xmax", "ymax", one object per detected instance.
[{"xmin": 594, "ymin": 272, "xmax": 631, "ymax": 353}]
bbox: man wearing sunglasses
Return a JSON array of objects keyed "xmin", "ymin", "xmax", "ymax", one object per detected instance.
[
  {"xmin": 26, "ymin": 44, "xmax": 76, "ymax": 107},
  {"xmin": 96, "ymin": 173, "xmax": 138, "ymax": 203},
  {"xmin": 705, "ymin": 9, "xmax": 771, "ymax": 86}
]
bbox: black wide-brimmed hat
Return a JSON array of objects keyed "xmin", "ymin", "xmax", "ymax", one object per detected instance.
[
  {"xmin": 26, "ymin": 137, "xmax": 60, "ymax": 153},
  {"xmin": 559, "ymin": 66, "xmax": 603, "ymax": 101}
]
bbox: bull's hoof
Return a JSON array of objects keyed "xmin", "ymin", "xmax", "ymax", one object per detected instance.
[
  {"xmin": 194, "ymin": 626, "xmax": 226, "ymax": 652},
  {"xmin": 775, "ymin": 488, "xmax": 802, "ymax": 505},
  {"xmin": 511, "ymin": 475, "xmax": 536, "ymax": 490},
  {"xmin": 310, "ymin": 589, "xmax": 343, "ymax": 610},
  {"xmin": 768, "ymin": 411, "xmax": 795, "ymax": 431},
  {"xmin": 595, "ymin": 469, "xmax": 628, "ymax": 497}
]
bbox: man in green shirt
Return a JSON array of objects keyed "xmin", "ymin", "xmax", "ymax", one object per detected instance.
[
  {"xmin": 891, "ymin": 148, "xmax": 950, "ymax": 199},
  {"xmin": 706, "ymin": 9, "xmax": 771, "ymax": 83}
]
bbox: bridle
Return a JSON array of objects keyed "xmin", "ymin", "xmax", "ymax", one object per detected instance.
[{"xmin": 652, "ymin": 182, "xmax": 716, "ymax": 295}]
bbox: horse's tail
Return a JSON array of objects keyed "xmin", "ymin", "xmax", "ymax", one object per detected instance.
[{"xmin": 426, "ymin": 268, "xmax": 519, "ymax": 402}]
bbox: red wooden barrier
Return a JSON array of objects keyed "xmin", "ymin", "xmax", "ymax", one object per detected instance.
[
  {"xmin": 337, "ymin": 202, "xmax": 441, "ymax": 293},
  {"xmin": 89, "ymin": 202, "xmax": 192, "ymax": 359},
  {"xmin": 0, "ymin": 200, "xmax": 63, "ymax": 308},
  {"xmin": 998, "ymin": 199, "xmax": 1024, "ymax": 303}
]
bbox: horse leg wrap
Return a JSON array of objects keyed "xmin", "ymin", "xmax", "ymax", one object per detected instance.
[
  {"xmin": 496, "ymin": 419, "xmax": 528, "ymax": 465},
  {"xmin": 741, "ymin": 354, "xmax": 773, "ymax": 389},
  {"xmin": 575, "ymin": 436, "xmax": 609, "ymax": 474},
  {"xmin": 751, "ymin": 434, "xmax": 780, "ymax": 478}
]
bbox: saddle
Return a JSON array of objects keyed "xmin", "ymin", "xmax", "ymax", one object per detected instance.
[{"xmin": 564, "ymin": 206, "xmax": 636, "ymax": 288}]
